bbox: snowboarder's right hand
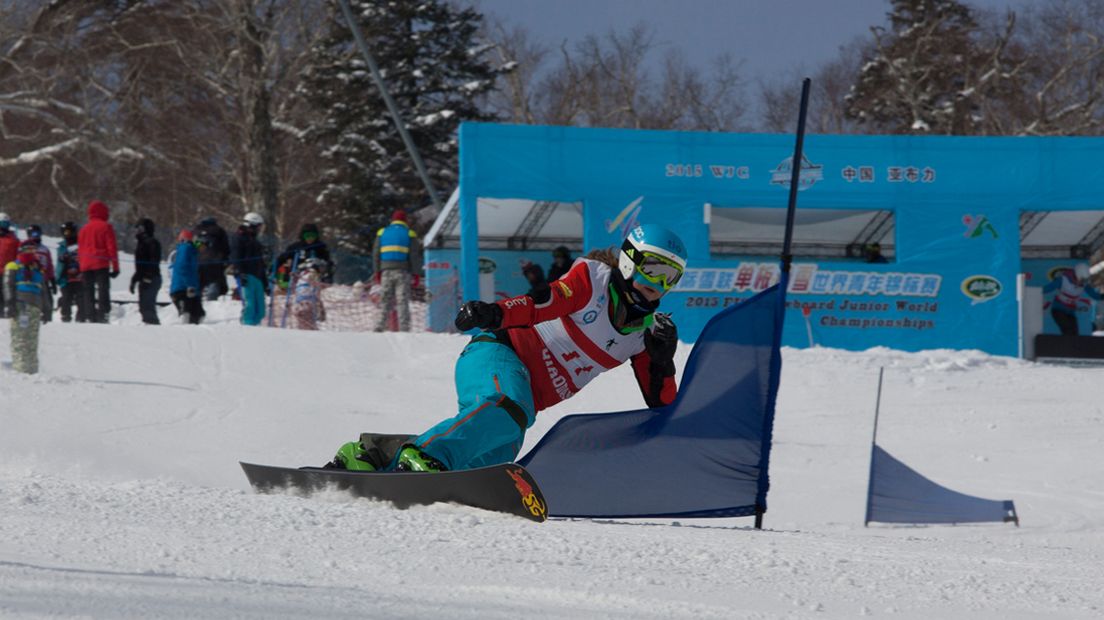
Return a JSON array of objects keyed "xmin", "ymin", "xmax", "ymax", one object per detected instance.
[
  {"xmin": 455, "ymin": 301, "xmax": 503, "ymax": 331},
  {"xmin": 645, "ymin": 312, "xmax": 678, "ymax": 362}
]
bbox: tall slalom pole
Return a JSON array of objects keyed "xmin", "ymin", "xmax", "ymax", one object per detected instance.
[
  {"xmin": 755, "ymin": 78, "xmax": 812, "ymax": 531},
  {"xmin": 336, "ymin": 0, "xmax": 444, "ymax": 212},
  {"xmin": 781, "ymin": 78, "xmax": 811, "ymax": 274},
  {"xmin": 863, "ymin": 366, "xmax": 885, "ymax": 527}
]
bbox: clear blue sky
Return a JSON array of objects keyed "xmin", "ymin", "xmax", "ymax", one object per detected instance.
[{"xmin": 470, "ymin": 0, "xmax": 1030, "ymax": 85}]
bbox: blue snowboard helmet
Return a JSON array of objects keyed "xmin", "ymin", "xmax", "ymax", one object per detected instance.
[{"xmin": 618, "ymin": 224, "xmax": 687, "ymax": 295}]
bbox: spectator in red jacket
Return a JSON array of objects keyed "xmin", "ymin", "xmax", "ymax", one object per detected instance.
[
  {"xmin": 78, "ymin": 200, "xmax": 120, "ymax": 323},
  {"xmin": 0, "ymin": 213, "xmax": 19, "ymax": 317}
]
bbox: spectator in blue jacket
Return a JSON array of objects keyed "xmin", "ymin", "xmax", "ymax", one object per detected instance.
[{"xmin": 170, "ymin": 229, "xmax": 204, "ymax": 325}]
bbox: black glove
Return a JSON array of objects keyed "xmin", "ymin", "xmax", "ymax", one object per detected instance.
[
  {"xmin": 186, "ymin": 287, "xmax": 197, "ymax": 298},
  {"xmin": 454, "ymin": 301, "xmax": 503, "ymax": 331},
  {"xmin": 129, "ymin": 274, "xmax": 138, "ymax": 294},
  {"xmin": 109, "ymin": 269, "xmax": 120, "ymax": 279},
  {"xmin": 644, "ymin": 312, "xmax": 678, "ymax": 364}
]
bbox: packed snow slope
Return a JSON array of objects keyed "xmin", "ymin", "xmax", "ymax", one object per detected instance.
[{"xmin": 2, "ymin": 296, "xmax": 1103, "ymax": 618}]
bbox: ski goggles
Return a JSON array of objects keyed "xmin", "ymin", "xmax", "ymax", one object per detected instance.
[
  {"xmin": 303, "ymin": 232, "xmax": 319, "ymax": 242},
  {"xmin": 632, "ymin": 251, "xmax": 684, "ymax": 291}
]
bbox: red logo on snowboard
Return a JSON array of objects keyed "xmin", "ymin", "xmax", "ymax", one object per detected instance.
[{"xmin": 507, "ymin": 468, "xmax": 546, "ymax": 519}]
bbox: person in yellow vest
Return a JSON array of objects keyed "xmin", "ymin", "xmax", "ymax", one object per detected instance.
[
  {"xmin": 371, "ymin": 209, "xmax": 422, "ymax": 331},
  {"xmin": 5, "ymin": 243, "xmax": 46, "ymax": 374}
]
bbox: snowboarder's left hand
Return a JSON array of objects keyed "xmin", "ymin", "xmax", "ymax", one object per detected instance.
[
  {"xmin": 645, "ymin": 312, "xmax": 678, "ymax": 362},
  {"xmin": 455, "ymin": 300, "xmax": 503, "ymax": 331}
]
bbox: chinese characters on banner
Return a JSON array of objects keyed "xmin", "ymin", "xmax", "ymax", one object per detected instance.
[
  {"xmin": 677, "ymin": 263, "xmax": 944, "ymax": 332},
  {"xmin": 678, "ymin": 264, "xmax": 942, "ymax": 297}
]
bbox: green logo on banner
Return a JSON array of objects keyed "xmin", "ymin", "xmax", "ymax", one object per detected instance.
[
  {"xmin": 478, "ymin": 257, "xmax": 497, "ymax": 274},
  {"xmin": 961, "ymin": 275, "xmax": 1002, "ymax": 304}
]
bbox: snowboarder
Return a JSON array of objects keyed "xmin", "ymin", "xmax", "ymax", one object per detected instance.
[
  {"xmin": 170, "ymin": 229, "xmax": 204, "ymax": 325},
  {"xmin": 131, "ymin": 218, "xmax": 163, "ymax": 325},
  {"xmin": 1044, "ymin": 263, "xmax": 1101, "ymax": 336},
  {"xmin": 329, "ymin": 224, "xmax": 686, "ymax": 472},
  {"xmin": 22, "ymin": 225, "xmax": 56, "ymax": 323},
  {"xmin": 227, "ymin": 212, "xmax": 268, "ymax": 326},
  {"xmin": 56, "ymin": 222, "xmax": 86, "ymax": 323},
  {"xmin": 0, "ymin": 213, "xmax": 19, "ymax": 318},
  {"xmin": 5, "ymin": 243, "xmax": 45, "ymax": 374}
]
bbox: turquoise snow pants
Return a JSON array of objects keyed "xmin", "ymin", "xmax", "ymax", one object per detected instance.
[
  {"xmin": 412, "ymin": 332, "xmax": 536, "ymax": 471},
  {"xmin": 240, "ymin": 274, "xmax": 266, "ymax": 326}
]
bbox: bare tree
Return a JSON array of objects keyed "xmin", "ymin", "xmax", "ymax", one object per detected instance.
[
  {"xmin": 114, "ymin": 1, "xmax": 330, "ymax": 236},
  {"xmin": 497, "ymin": 23, "xmax": 746, "ymax": 131},
  {"xmin": 1007, "ymin": 0, "xmax": 1104, "ymax": 136},
  {"xmin": 482, "ymin": 18, "xmax": 547, "ymax": 124},
  {"xmin": 0, "ymin": 0, "xmax": 328, "ymax": 237},
  {"xmin": 759, "ymin": 39, "xmax": 870, "ymax": 134},
  {"xmin": 0, "ymin": 1, "xmax": 149, "ymax": 221}
]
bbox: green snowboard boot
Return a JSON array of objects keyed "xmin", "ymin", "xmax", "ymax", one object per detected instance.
[
  {"xmin": 327, "ymin": 441, "xmax": 377, "ymax": 471},
  {"xmin": 395, "ymin": 445, "xmax": 446, "ymax": 472}
]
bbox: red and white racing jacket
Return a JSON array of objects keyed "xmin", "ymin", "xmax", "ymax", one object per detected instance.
[{"xmin": 495, "ymin": 258, "xmax": 677, "ymax": 412}]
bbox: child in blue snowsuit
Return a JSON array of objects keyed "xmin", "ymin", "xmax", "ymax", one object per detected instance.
[{"xmin": 170, "ymin": 230, "xmax": 204, "ymax": 324}]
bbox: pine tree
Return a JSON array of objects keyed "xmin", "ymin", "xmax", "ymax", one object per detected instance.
[
  {"xmin": 298, "ymin": 0, "xmax": 504, "ymax": 246},
  {"xmin": 844, "ymin": 0, "xmax": 1019, "ymax": 135}
]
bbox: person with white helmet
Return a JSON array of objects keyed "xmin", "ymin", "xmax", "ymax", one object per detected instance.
[
  {"xmin": 327, "ymin": 223, "xmax": 688, "ymax": 473},
  {"xmin": 0, "ymin": 212, "xmax": 20, "ymax": 317},
  {"xmin": 1043, "ymin": 262, "xmax": 1101, "ymax": 336},
  {"xmin": 228, "ymin": 212, "xmax": 268, "ymax": 325}
]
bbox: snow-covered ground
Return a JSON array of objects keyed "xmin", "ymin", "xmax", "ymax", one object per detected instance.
[{"xmin": 2, "ymin": 269, "xmax": 1103, "ymax": 617}]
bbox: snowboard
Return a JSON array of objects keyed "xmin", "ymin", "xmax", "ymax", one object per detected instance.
[{"xmin": 240, "ymin": 434, "xmax": 548, "ymax": 522}]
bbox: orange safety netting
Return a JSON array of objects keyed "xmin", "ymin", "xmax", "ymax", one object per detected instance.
[{"xmin": 265, "ymin": 279, "xmax": 444, "ymax": 333}]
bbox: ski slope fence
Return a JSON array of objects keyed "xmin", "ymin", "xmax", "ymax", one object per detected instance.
[{"xmin": 264, "ymin": 281, "xmax": 444, "ymax": 333}]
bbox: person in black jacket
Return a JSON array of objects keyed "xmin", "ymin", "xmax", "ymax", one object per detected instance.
[
  {"xmin": 129, "ymin": 218, "xmax": 162, "ymax": 325},
  {"xmin": 547, "ymin": 245, "xmax": 573, "ymax": 282},
  {"xmin": 275, "ymin": 223, "xmax": 334, "ymax": 285},
  {"xmin": 521, "ymin": 261, "xmax": 550, "ymax": 304},
  {"xmin": 227, "ymin": 212, "xmax": 268, "ymax": 326},
  {"xmin": 195, "ymin": 216, "xmax": 231, "ymax": 300}
]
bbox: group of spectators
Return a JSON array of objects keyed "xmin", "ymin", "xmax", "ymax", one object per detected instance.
[
  {"xmin": 130, "ymin": 211, "xmax": 338, "ymax": 329},
  {"xmin": 0, "ymin": 200, "xmax": 118, "ymax": 327},
  {"xmin": 2, "ymin": 201, "xmax": 425, "ymax": 374},
  {"xmin": 2, "ymin": 200, "xmax": 120, "ymax": 373}
]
